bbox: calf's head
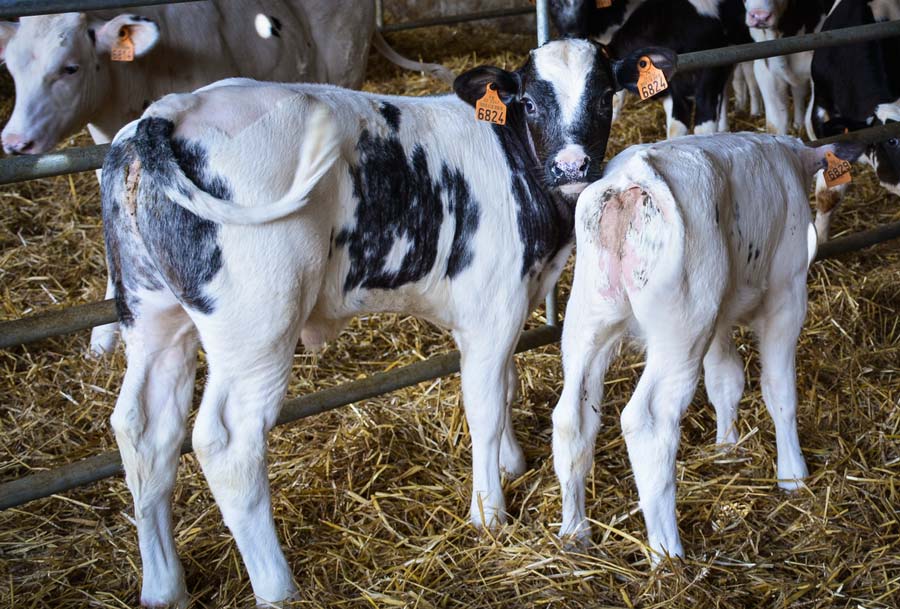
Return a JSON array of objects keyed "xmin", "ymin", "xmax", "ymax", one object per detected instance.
[
  {"xmin": 818, "ymin": 103, "xmax": 900, "ymax": 197},
  {"xmin": 744, "ymin": 0, "xmax": 788, "ymax": 29},
  {"xmin": 0, "ymin": 12, "xmax": 159, "ymax": 155},
  {"xmin": 454, "ymin": 39, "xmax": 675, "ymax": 198}
]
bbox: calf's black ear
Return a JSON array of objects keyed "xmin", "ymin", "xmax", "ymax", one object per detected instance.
[
  {"xmin": 612, "ymin": 47, "xmax": 677, "ymax": 94},
  {"xmin": 454, "ymin": 66, "xmax": 522, "ymax": 107}
]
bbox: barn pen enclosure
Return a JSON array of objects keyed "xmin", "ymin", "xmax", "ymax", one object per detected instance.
[{"xmin": 1, "ymin": 0, "xmax": 900, "ymax": 607}]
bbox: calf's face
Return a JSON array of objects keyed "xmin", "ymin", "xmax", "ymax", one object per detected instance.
[
  {"xmin": 454, "ymin": 39, "xmax": 675, "ymax": 198},
  {"xmin": 0, "ymin": 12, "xmax": 159, "ymax": 155},
  {"xmin": 872, "ymin": 104, "xmax": 900, "ymax": 196}
]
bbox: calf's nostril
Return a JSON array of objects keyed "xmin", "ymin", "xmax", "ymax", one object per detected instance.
[
  {"xmin": 578, "ymin": 157, "xmax": 591, "ymax": 173},
  {"xmin": 551, "ymin": 165, "xmax": 565, "ymax": 179}
]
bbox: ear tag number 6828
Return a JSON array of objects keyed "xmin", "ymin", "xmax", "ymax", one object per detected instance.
[{"xmin": 637, "ymin": 55, "xmax": 667, "ymax": 101}]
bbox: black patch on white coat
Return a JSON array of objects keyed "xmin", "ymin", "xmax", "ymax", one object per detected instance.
[
  {"xmin": 335, "ymin": 128, "xmax": 480, "ymax": 291},
  {"xmin": 127, "ymin": 117, "xmax": 227, "ymax": 315},
  {"xmin": 379, "ymin": 102, "xmax": 401, "ymax": 132},
  {"xmin": 549, "ymin": 0, "xmax": 635, "ymax": 39}
]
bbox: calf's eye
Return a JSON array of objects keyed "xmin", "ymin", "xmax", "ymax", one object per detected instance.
[
  {"xmin": 523, "ymin": 98, "xmax": 537, "ymax": 115},
  {"xmin": 62, "ymin": 65, "xmax": 80, "ymax": 75},
  {"xmin": 887, "ymin": 138, "xmax": 899, "ymax": 148}
]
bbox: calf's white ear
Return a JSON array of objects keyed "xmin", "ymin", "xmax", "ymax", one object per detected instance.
[
  {"xmin": 96, "ymin": 14, "xmax": 160, "ymax": 58},
  {"xmin": 612, "ymin": 47, "xmax": 677, "ymax": 94},
  {"xmin": 0, "ymin": 21, "xmax": 19, "ymax": 62}
]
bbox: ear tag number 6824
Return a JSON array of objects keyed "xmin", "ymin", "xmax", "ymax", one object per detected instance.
[
  {"xmin": 475, "ymin": 83, "xmax": 507, "ymax": 126},
  {"xmin": 637, "ymin": 55, "xmax": 667, "ymax": 101}
]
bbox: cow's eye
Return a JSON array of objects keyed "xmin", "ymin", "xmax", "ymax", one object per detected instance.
[
  {"xmin": 62, "ymin": 65, "xmax": 80, "ymax": 75},
  {"xmin": 888, "ymin": 138, "xmax": 899, "ymax": 148},
  {"xmin": 522, "ymin": 97, "xmax": 536, "ymax": 115}
]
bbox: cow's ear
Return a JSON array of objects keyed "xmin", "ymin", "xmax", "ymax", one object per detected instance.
[
  {"xmin": 454, "ymin": 66, "xmax": 522, "ymax": 107},
  {"xmin": 96, "ymin": 14, "xmax": 160, "ymax": 58},
  {"xmin": 612, "ymin": 47, "xmax": 677, "ymax": 93},
  {"xmin": 0, "ymin": 21, "xmax": 19, "ymax": 63}
]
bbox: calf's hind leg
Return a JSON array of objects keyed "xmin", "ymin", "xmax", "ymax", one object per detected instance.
[
  {"xmin": 110, "ymin": 293, "xmax": 199, "ymax": 608},
  {"xmin": 702, "ymin": 325, "xmax": 744, "ymax": 445},
  {"xmin": 754, "ymin": 276, "xmax": 809, "ymax": 490},
  {"xmin": 191, "ymin": 310, "xmax": 305, "ymax": 606},
  {"xmin": 620, "ymin": 295, "xmax": 717, "ymax": 561}
]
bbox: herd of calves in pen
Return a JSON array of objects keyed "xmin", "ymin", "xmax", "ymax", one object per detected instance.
[{"xmin": 2, "ymin": 0, "xmax": 899, "ymax": 606}]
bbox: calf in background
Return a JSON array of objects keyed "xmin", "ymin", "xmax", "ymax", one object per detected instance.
[{"xmin": 807, "ymin": 0, "xmax": 900, "ymax": 241}]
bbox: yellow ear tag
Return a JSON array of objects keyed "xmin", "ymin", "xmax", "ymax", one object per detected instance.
[
  {"xmin": 824, "ymin": 151, "xmax": 852, "ymax": 188},
  {"xmin": 475, "ymin": 83, "xmax": 507, "ymax": 126},
  {"xmin": 597, "ymin": 0, "xmax": 613, "ymax": 7},
  {"xmin": 111, "ymin": 27, "xmax": 135, "ymax": 62},
  {"xmin": 636, "ymin": 55, "xmax": 668, "ymax": 101}
]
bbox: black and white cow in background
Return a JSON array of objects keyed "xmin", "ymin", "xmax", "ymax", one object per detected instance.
[
  {"xmin": 744, "ymin": 0, "xmax": 833, "ymax": 135},
  {"xmin": 807, "ymin": 0, "xmax": 900, "ymax": 240},
  {"xmin": 608, "ymin": 0, "xmax": 753, "ymax": 137},
  {"xmin": 101, "ymin": 39, "xmax": 676, "ymax": 607},
  {"xmin": 553, "ymin": 132, "xmax": 863, "ymax": 560},
  {"xmin": 550, "ymin": 0, "xmax": 761, "ymax": 127}
]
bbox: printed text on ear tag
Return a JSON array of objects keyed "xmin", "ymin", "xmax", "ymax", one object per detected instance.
[
  {"xmin": 111, "ymin": 27, "xmax": 135, "ymax": 62},
  {"xmin": 597, "ymin": 0, "xmax": 612, "ymax": 7},
  {"xmin": 636, "ymin": 55, "xmax": 667, "ymax": 101},
  {"xmin": 475, "ymin": 84, "xmax": 507, "ymax": 126},
  {"xmin": 824, "ymin": 151, "xmax": 852, "ymax": 188}
]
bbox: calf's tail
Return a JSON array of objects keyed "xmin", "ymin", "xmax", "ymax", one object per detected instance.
[{"xmin": 134, "ymin": 102, "xmax": 341, "ymax": 225}]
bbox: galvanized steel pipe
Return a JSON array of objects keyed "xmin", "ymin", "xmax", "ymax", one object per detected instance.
[
  {"xmin": 0, "ymin": 324, "xmax": 561, "ymax": 510},
  {"xmin": 0, "ymin": 0, "xmax": 203, "ymax": 19}
]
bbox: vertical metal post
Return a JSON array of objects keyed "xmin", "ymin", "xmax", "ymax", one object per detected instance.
[
  {"xmin": 375, "ymin": 0, "xmax": 384, "ymax": 29},
  {"xmin": 536, "ymin": 0, "xmax": 559, "ymax": 327}
]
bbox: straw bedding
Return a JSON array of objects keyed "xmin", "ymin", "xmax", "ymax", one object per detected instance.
[{"xmin": 1, "ymin": 25, "xmax": 898, "ymax": 609}]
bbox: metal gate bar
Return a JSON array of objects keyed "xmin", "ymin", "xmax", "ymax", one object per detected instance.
[
  {"xmin": 3, "ymin": 19, "xmax": 899, "ymax": 185},
  {"xmin": 0, "ymin": 324, "xmax": 561, "ymax": 510},
  {"xmin": 0, "ymin": 0, "xmax": 202, "ymax": 19}
]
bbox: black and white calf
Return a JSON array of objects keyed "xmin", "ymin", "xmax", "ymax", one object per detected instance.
[
  {"xmin": 744, "ymin": 0, "xmax": 833, "ymax": 135},
  {"xmin": 101, "ymin": 40, "xmax": 675, "ymax": 606},
  {"xmin": 550, "ymin": 1, "xmax": 757, "ymax": 135},
  {"xmin": 552, "ymin": 133, "xmax": 861, "ymax": 559},
  {"xmin": 808, "ymin": 0, "xmax": 900, "ymax": 240},
  {"xmin": 607, "ymin": 0, "xmax": 753, "ymax": 137}
]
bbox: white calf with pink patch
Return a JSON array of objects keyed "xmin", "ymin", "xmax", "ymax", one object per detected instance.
[{"xmin": 552, "ymin": 133, "xmax": 853, "ymax": 560}]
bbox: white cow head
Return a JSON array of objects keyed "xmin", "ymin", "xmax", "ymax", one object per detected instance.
[
  {"xmin": 743, "ymin": 0, "xmax": 788, "ymax": 29},
  {"xmin": 0, "ymin": 12, "xmax": 159, "ymax": 154}
]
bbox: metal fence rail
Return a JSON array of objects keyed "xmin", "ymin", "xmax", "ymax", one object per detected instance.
[
  {"xmin": 0, "ymin": 0, "xmax": 201, "ymax": 18},
  {"xmin": 3, "ymin": 19, "xmax": 900, "ymax": 185},
  {"xmin": 0, "ymin": 324, "xmax": 561, "ymax": 510}
]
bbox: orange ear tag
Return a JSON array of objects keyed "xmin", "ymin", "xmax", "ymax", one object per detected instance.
[
  {"xmin": 597, "ymin": 0, "xmax": 613, "ymax": 7},
  {"xmin": 111, "ymin": 27, "xmax": 135, "ymax": 62},
  {"xmin": 636, "ymin": 55, "xmax": 668, "ymax": 101},
  {"xmin": 824, "ymin": 151, "xmax": 852, "ymax": 188},
  {"xmin": 475, "ymin": 83, "xmax": 507, "ymax": 126}
]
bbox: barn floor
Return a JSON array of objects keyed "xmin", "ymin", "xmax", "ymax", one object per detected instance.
[{"xmin": 1, "ymin": 25, "xmax": 899, "ymax": 609}]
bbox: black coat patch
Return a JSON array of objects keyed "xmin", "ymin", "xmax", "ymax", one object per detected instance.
[
  {"xmin": 128, "ymin": 117, "xmax": 227, "ymax": 315},
  {"xmin": 335, "ymin": 129, "xmax": 480, "ymax": 291},
  {"xmin": 495, "ymin": 103, "xmax": 575, "ymax": 277},
  {"xmin": 379, "ymin": 102, "xmax": 402, "ymax": 132}
]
